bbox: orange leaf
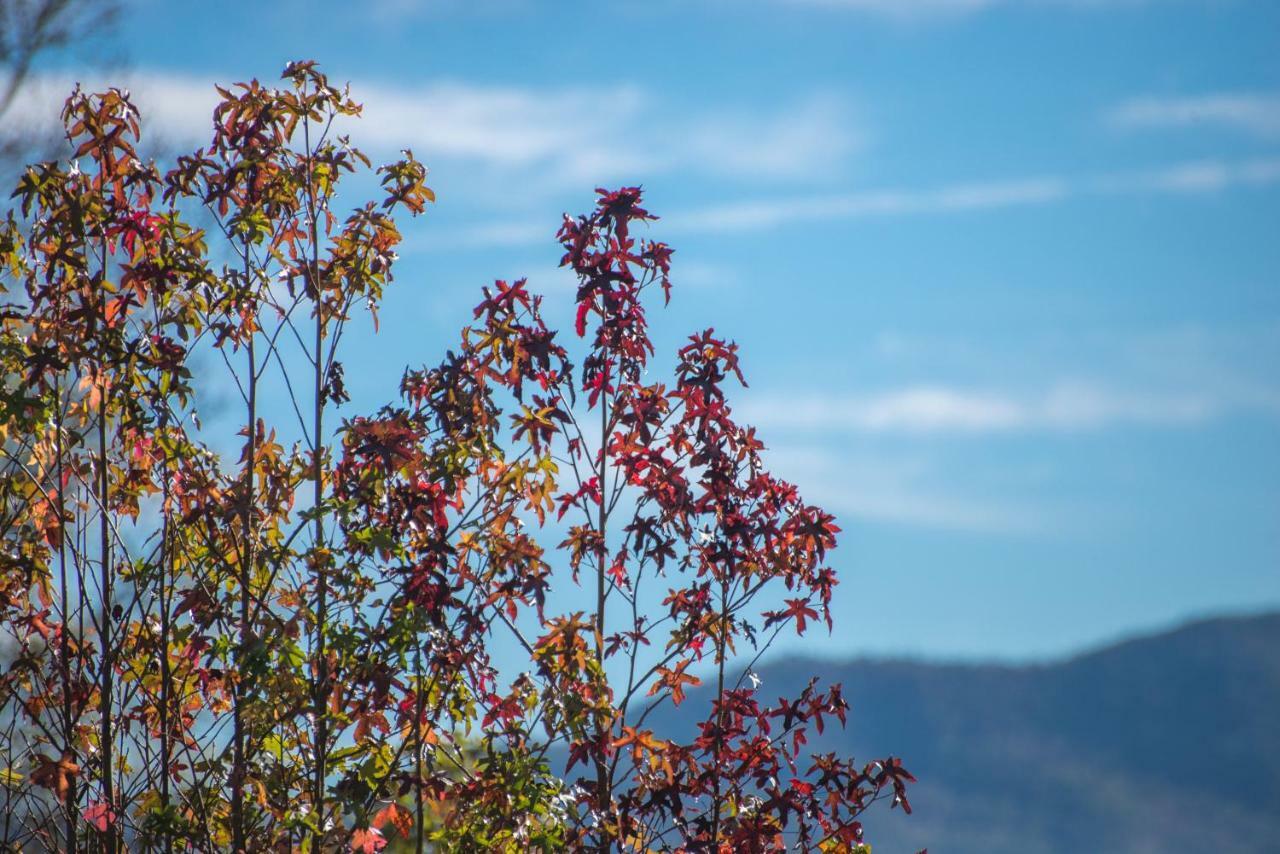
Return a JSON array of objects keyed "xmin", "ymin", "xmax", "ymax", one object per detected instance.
[
  {"xmin": 373, "ymin": 802, "xmax": 413, "ymax": 838},
  {"xmin": 350, "ymin": 827, "xmax": 387, "ymax": 853}
]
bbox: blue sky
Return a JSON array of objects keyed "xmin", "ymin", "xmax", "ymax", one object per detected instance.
[{"xmin": 16, "ymin": 0, "xmax": 1280, "ymax": 661}]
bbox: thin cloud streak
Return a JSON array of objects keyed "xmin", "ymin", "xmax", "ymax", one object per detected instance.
[
  {"xmin": 738, "ymin": 380, "xmax": 1259, "ymax": 436},
  {"xmin": 763, "ymin": 446, "xmax": 1045, "ymax": 534},
  {"xmin": 663, "ymin": 157, "xmax": 1280, "ymax": 235},
  {"xmin": 773, "ymin": 0, "xmax": 1153, "ymax": 19},
  {"xmin": 773, "ymin": 0, "xmax": 999, "ymax": 19},
  {"xmin": 1108, "ymin": 92, "xmax": 1280, "ymax": 138},
  {"xmin": 662, "ymin": 176, "xmax": 1070, "ymax": 233},
  {"xmin": 433, "ymin": 155, "xmax": 1280, "ymax": 248}
]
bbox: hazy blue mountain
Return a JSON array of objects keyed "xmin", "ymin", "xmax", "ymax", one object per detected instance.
[{"xmin": 653, "ymin": 612, "xmax": 1280, "ymax": 853}]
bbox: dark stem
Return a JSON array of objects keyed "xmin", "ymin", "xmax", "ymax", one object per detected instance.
[
  {"xmin": 711, "ymin": 576, "xmax": 728, "ymax": 846},
  {"xmin": 97, "ymin": 245, "xmax": 116, "ymax": 854},
  {"xmin": 230, "ymin": 249, "xmax": 255, "ymax": 854},
  {"xmin": 415, "ymin": 643, "xmax": 425, "ymax": 854},
  {"xmin": 159, "ymin": 490, "xmax": 173, "ymax": 854},
  {"xmin": 594, "ymin": 387, "xmax": 612, "ymax": 850},
  {"xmin": 54, "ymin": 368, "xmax": 78, "ymax": 854},
  {"xmin": 304, "ymin": 109, "xmax": 331, "ymax": 843}
]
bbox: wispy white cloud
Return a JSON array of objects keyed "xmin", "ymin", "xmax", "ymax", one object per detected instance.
[
  {"xmin": 772, "ymin": 0, "xmax": 1151, "ymax": 19},
  {"xmin": 662, "ymin": 176, "xmax": 1069, "ymax": 233},
  {"xmin": 774, "ymin": 0, "xmax": 998, "ymax": 17},
  {"xmin": 4, "ymin": 71, "xmax": 860, "ymax": 188},
  {"xmin": 763, "ymin": 446, "xmax": 1044, "ymax": 533},
  {"xmin": 677, "ymin": 93, "xmax": 862, "ymax": 180},
  {"xmin": 667, "ymin": 156, "xmax": 1280, "ymax": 234},
  {"xmin": 741, "ymin": 326, "xmax": 1280, "ymax": 534},
  {"xmin": 738, "ymin": 381, "xmax": 1224, "ymax": 435},
  {"xmin": 740, "ymin": 322, "xmax": 1280, "ymax": 439},
  {"xmin": 1108, "ymin": 92, "xmax": 1280, "ymax": 138},
  {"xmin": 363, "ymin": 0, "xmax": 529, "ymax": 21}
]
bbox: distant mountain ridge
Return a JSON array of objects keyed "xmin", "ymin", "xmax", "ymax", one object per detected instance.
[{"xmin": 658, "ymin": 612, "xmax": 1280, "ymax": 853}]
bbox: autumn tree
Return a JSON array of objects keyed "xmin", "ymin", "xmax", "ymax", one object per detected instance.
[{"xmin": 0, "ymin": 62, "xmax": 916, "ymax": 853}]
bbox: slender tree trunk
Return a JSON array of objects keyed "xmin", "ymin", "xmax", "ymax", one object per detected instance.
[
  {"xmin": 594, "ymin": 392, "xmax": 611, "ymax": 851},
  {"xmin": 304, "ymin": 111, "xmax": 331, "ymax": 844},
  {"xmin": 312, "ymin": 287, "xmax": 329, "ymax": 831},
  {"xmin": 96, "ymin": 247, "xmax": 116, "ymax": 854},
  {"xmin": 415, "ymin": 644, "xmax": 425, "ymax": 854},
  {"xmin": 54, "ymin": 369, "xmax": 78, "ymax": 854},
  {"xmin": 159, "ymin": 459, "xmax": 174, "ymax": 854},
  {"xmin": 711, "ymin": 577, "xmax": 729, "ymax": 846},
  {"xmin": 97, "ymin": 368, "xmax": 114, "ymax": 854},
  {"xmin": 231, "ymin": 249, "xmax": 255, "ymax": 854}
]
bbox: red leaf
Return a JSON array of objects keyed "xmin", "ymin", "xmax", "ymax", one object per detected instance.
[
  {"xmin": 607, "ymin": 556, "xmax": 628, "ymax": 588},
  {"xmin": 784, "ymin": 598, "xmax": 819, "ymax": 635},
  {"xmin": 82, "ymin": 801, "xmax": 116, "ymax": 833},
  {"xmin": 351, "ymin": 827, "xmax": 387, "ymax": 853},
  {"xmin": 372, "ymin": 802, "xmax": 413, "ymax": 838}
]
